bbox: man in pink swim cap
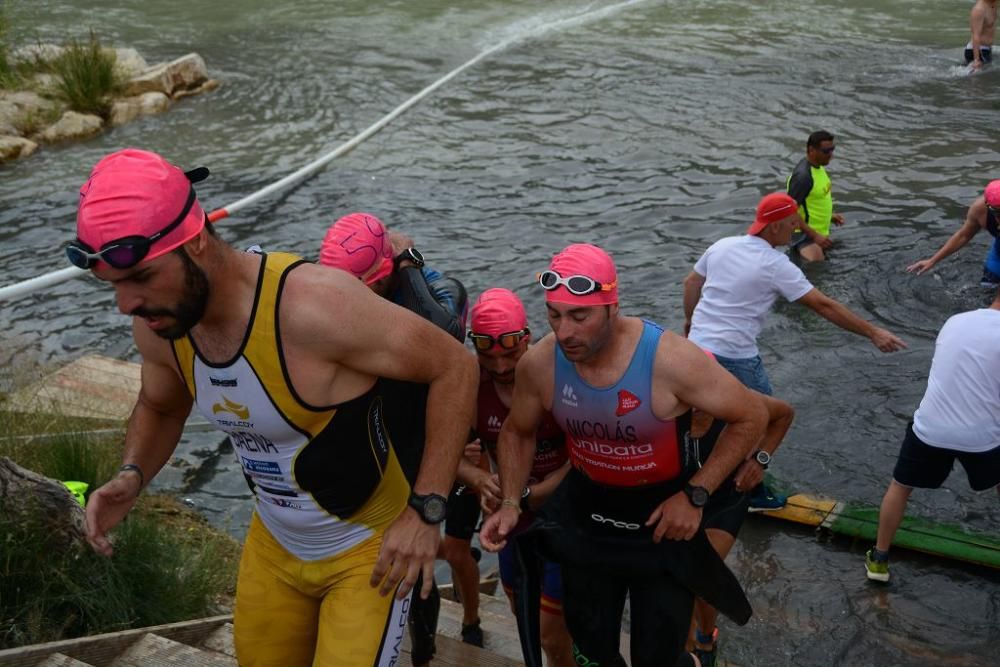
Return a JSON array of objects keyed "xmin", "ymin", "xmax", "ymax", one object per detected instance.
[
  {"xmin": 466, "ymin": 288, "xmax": 575, "ymax": 667},
  {"xmin": 907, "ymin": 179, "xmax": 1000, "ymax": 286},
  {"xmin": 75, "ymin": 149, "xmax": 479, "ymax": 667},
  {"xmin": 481, "ymin": 243, "xmax": 792, "ymax": 667}
]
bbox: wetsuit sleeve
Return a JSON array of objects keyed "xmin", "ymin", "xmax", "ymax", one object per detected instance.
[
  {"xmin": 394, "ymin": 266, "xmax": 469, "ymax": 342},
  {"xmin": 786, "ymin": 159, "xmax": 813, "ymax": 214}
]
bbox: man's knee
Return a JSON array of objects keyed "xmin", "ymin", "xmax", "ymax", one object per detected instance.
[
  {"xmin": 442, "ymin": 536, "xmax": 472, "ymax": 565},
  {"xmin": 800, "ymin": 244, "xmax": 825, "ymax": 262}
]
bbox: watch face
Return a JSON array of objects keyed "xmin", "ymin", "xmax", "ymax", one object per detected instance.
[
  {"xmin": 424, "ymin": 496, "xmax": 447, "ymax": 523},
  {"xmin": 408, "ymin": 247, "xmax": 425, "ymax": 266},
  {"xmin": 755, "ymin": 450, "xmax": 771, "ymax": 466},
  {"xmin": 686, "ymin": 484, "xmax": 709, "ymax": 507}
]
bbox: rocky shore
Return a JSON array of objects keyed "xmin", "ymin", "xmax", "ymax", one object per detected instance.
[{"xmin": 0, "ymin": 46, "xmax": 219, "ymax": 163}]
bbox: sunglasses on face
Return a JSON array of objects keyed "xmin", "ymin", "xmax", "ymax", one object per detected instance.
[
  {"xmin": 537, "ymin": 270, "xmax": 616, "ymax": 296},
  {"xmin": 66, "ymin": 177, "xmax": 202, "ymax": 270},
  {"xmin": 468, "ymin": 328, "xmax": 529, "ymax": 351},
  {"xmin": 818, "ymin": 146, "xmax": 836, "ymax": 155}
]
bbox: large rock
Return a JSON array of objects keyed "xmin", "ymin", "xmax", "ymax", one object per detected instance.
[
  {"xmin": 109, "ymin": 91, "xmax": 170, "ymax": 126},
  {"xmin": 0, "ymin": 91, "xmax": 60, "ymax": 137},
  {"xmin": 37, "ymin": 110, "xmax": 104, "ymax": 143},
  {"xmin": 0, "ymin": 457, "xmax": 86, "ymax": 551},
  {"xmin": 172, "ymin": 78, "xmax": 221, "ymax": 101},
  {"xmin": 11, "ymin": 42, "xmax": 64, "ymax": 65},
  {"xmin": 113, "ymin": 47, "xmax": 148, "ymax": 80},
  {"xmin": 126, "ymin": 53, "xmax": 208, "ymax": 97},
  {"xmin": 0, "ymin": 136, "xmax": 39, "ymax": 162}
]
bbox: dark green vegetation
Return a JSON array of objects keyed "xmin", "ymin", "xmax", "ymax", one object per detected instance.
[
  {"xmin": 50, "ymin": 32, "xmax": 123, "ymax": 117},
  {"xmin": 0, "ymin": 408, "xmax": 239, "ymax": 650}
]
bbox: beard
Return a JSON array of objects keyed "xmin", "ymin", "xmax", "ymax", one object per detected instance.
[{"xmin": 133, "ymin": 249, "xmax": 210, "ymax": 340}]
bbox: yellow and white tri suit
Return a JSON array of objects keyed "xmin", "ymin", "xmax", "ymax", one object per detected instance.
[{"xmin": 171, "ymin": 252, "xmax": 411, "ymax": 666}]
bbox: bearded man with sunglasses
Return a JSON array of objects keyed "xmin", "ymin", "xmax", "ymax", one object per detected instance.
[
  {"xmin": 481, "ymin": 243, "xmax": 779, "ymax": 667},
  {"xmin": 75, "ymin": 149, "xmax": 478, "ymax": 667},
  {"xmin": 464, "ymin": 288, "xmax": 575, "ymax": 667},
  {"xmin": 787, "ymin": 130, "xmax": 843, "ymax": 262},
  {"xmin": 907, "ymin": 180, "xmax": 1000, "ymax": 287}
]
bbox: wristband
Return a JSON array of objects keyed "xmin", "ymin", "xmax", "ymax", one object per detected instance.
[
  {"xmin": 500, "ymin": 498, "xmax": 522, "ymax": 515},
  {"xmin": 119, "ymin": 463, "xmax": 145, "ymax": 494}
]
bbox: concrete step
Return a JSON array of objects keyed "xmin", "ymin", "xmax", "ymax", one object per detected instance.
[
  {"xmin": 199, "ymin": 624, "xmax": 234, "ymax": 658},
  {"xmin": 110, "ymin": 634, "xmax": 235, "ymax": 667},
  {"xmin": 33, "ymin": 654, "xmax": 93, "ymax": 667}
]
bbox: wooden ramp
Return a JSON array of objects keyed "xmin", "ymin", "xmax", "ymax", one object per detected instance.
[
  {"xmin": 0, "ymin": 609, "xmax": 523, "ymax": 667},
  {"xmin": 5, "ymin": 354, "xmax": 141, "ymax": 422}
]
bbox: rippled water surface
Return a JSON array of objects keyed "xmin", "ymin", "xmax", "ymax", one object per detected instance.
[{"xmin": 3, "ymin": 1, "xmax": 999, "ymax": 664}]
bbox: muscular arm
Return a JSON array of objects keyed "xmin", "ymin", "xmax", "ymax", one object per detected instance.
[
  {"xmin": 731, "ymin": 394, "xmax": 794, "ymax": 491},
  {"xmin": 907, "ymin": 200, "xmax": 984, "ymax": 273},
  {"xmin": 682, "ymin": 270, "xmax": 706, "ymax": 336},
  {"xmin": 796, "ymin": 288, "xmax": 906, "ymax": 352},
  {"xmin": 971, "ymin": 4, "xmax": 989, "ymax": 63},
  {"xmin": 85, "ymin": 321, "xmax": 193, "ymax": 556},
  {"xmin": 394, "ymin": 267, "xmax": 467, "ymax": 343},
  {"xmin": 496, "ymin": 343, "xmax": 551, "ymax": 502}
]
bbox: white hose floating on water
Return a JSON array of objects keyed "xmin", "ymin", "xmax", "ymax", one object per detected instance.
[{"xmin": 0, "ymin": 0, "xmax": 648, "ymax": 304}]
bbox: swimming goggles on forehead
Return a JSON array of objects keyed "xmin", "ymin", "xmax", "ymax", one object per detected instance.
[
  {"xmin": 468, "ymin": 328, "xmax": 529, "ymax": 352},
  {"xmin": 537, "ymin": 269, "xmax": 616, "ymax": 296},
  {"xmin": 66, "ymin": 168, "xmax": 208, "ymax": 270}
]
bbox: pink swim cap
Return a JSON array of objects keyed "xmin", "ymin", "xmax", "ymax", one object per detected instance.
[
  {"xmin": 76, "ymin": 149, "xmax": 208, "ymax": 268},
  {"xmin": 319, "ymin": 212, "xmax": 393, "ymax": 284},
  {"xmin": 543, "ymin": 243, "xmax": 618, "ymax": 306},
  {"xmin": 984, "ymin": 180, "xmax": 1000, "ymax": 208},
  {"xmin": 471, "ymin": 288, "xmax": 528, "ymax": 338}
]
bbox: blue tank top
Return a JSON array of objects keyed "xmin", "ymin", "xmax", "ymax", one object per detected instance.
[
  {"xmin": 985, "ymin": 208, "xmax": 1000, "ymax": 275},
  {"xmin": 552, "ymin": 320, "xmax": 690, "ymax": 487}
]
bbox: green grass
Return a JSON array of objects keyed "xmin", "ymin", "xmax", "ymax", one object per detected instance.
[
  {"xmin": 0, "ymin": 406, "xmax": 239, "ymax": 649},
  {"xmin": 0, "ymin": 3, "xmax": 13, "ymax": 88},
  {"xmin": 51, "ymin": 32, "xmax": 122, "ymax": 117}
]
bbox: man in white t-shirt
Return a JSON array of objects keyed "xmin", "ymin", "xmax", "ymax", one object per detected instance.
[
  {"xmin": 683, "ymin": 192, "xmax": 906, "ymax": 509},
  {"xmin": 865, "ymin": 298, "xmax": 1000, "ymax": 583}
]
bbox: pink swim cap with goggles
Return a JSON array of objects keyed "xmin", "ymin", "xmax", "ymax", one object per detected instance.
[
  {"xmin": 541, "ymin": 243, "xmax": 619, "ymax": 307},
  {"xmin": 319, "ymin": 212, "xmax": 394, "ymax": 285}
]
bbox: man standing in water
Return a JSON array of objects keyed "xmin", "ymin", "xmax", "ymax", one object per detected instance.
[
  {"xmin": 966, "ymin": 0, "xmax": 996, "ymax": 70},
  {"xmin": 481, "ymin": 243, "xmax": 782, "ymax": 667},
  {"xmin": 77, "ymin": 150, "xmax": 478, "ymax": 667},
  {"xmin": 786, "ymin": 130, "xmax": 843, "ymax": 262},
  {"xmin": 683, "ymin": 193, "xmax": 907, "ymax": 510},
  {"xmin": 865, "ymin": 293, "xmax": 1000, "ymax": 583},
  {"xmin": 907, "ymin": 180, "xmax": 1000, "ymax": 287}
]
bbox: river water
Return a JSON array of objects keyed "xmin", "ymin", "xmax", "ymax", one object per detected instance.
[{"xmin": 2, "ymin": 1, "xmax": 999, "ymax": 664}]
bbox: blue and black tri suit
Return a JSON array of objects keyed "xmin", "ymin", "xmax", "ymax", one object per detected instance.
[
  {"xmin": 981, "ymin": 207, "xmax": 1000, "ymax": 286},
  {"xmin": 521, "ymin": 321, "xmax": 751, "ymax": 667}
]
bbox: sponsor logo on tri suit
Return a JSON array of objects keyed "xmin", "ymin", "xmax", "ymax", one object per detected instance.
[
  {"xmin": 230, "ymin": 430, "xmax": 279, "ymax": 454},
  {"xmin": 573, "ymin": 646, "xmax": 601, "ymax": 667},
  {"xmin": 208, "ymin": 376, "xmax": 238, "ymax": 387},
  {"xmin": 387, "ymin": 595, "xmax": 411, "ymax": 666},
  {"xmin": 212, "ymin": 395, "xmax": 250, "ymax": 420},
  {"xmin": 590, "ymin": 512, "xmax": 641, "ymax": 531},
  {"xmin": 487, "ymin": 414, "xmax": 502, "ymax": 431},
  {"xmin": 240, "ymin": 458, "xmax": 282, "ymax": 475},
  {"xmin": 260, "ymin": 495, "xmax": 304, "ymax": 510},
  {"xmin": 615, "ymin": 389, "xmax": 641, "ymax": 417},
  {"xmin": 369, "ymin": 397, "xmax": 389, "ymax": 457},
  {"xmin": 561, "ymin": 383, "xmax": 579, "ymax": 407}
]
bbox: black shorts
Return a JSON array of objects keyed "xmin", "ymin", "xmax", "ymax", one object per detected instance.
[
  {"xmin": 444, "ymin": 485, "xmax": 480, "ymax": 540},
  {"xmin": 965, "ymin": 46, "xmax": 993, "ymax": 65},
  {"xmin": 892, "ymin": 422, "xmax": 1000, "ymax": 491},
  {"xmin": 703, "ymin": 479, "xmax": 750, "ymax": 538}
]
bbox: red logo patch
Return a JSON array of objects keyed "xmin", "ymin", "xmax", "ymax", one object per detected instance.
[{"xmin": 616, "ymin": 390, "xmax": 641, "ymax": 417}]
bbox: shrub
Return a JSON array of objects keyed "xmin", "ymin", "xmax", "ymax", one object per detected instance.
[
  {"xmin": 51, "ymin": 32, "xmax": 122, "ymax": 117},
  {"xmin": 0, "ymin": 4, "xmax": 13, "ymax": 88}
]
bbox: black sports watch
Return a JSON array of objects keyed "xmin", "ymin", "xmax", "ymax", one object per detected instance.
[
  {"xmin": 408, "ymin": 491, "xmax": 447, "ymax": 524},
  {"xmin": 753, "ymin": 449, "xmax": 771, "ymax": 469},
  {"xmin": 394, "ymin": 247, "xmax": 425, "ymax": 270},
  {"xmin": 519, "ymin": 485, "xmax": 532, "ymax": 513},
  {"xmin": 683, "ymin": 483, "xmax": 709, "ymax": 508}
]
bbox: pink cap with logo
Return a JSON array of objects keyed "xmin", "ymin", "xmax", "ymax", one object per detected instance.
[
  {"xmin": 319, "ymin": 212, "xmax": 393, "ymax": 284},
  {"xmin": 471, "ymin": 288, "xmax": 528, "ymax": 338},
  {"xmin": 747, "ymin": 192, "xmax": 799, "ymax": 235},
  {"xmin": 76, "ymin": 148, "xmax": 207, "ymax": 267},
  {"xmin": 545, "ymin": 243, "xmax": 619, "ymax": 306},
  {"xmin": 984, "ymin": 180, "xmax": 1000, "ymax": 208}
]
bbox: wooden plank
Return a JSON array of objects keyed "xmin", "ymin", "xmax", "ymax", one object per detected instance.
[
  {"xmin": 110, "ymin": 634, "xmax": 234, "ymax": 667},
  {"xmin": 6, "ymin": 355, "xmax": 141, "ymax": 421},
  {"xmin": 32, "ymin": 655, "xmax": 93, "ymax": 667},
  {"xmin": 407, "ymin": 634, "xmax": 523, "ymax": 667},
  {"xmin": 199, "ymin": 625, "xmax": 234, "ymax": 658},
  {"xmin": 0, "ymin": 615, "xmax": 231, "ymax": 667},
  {"xmin": 755, "ymin": 494, "xmax": 838, "ymax": 527}
]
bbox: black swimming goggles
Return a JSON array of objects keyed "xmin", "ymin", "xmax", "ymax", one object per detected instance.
[
  {"xmin": 65, "ymin": 167, "xmax": 209, "ymax": 270},
  {"xmin": 467, "ymin": 328, "xmax": 529, "ymax": 352},
  {"xmin": 537, "ymin": 269, "xmax": 617, "ymax": 296}
]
